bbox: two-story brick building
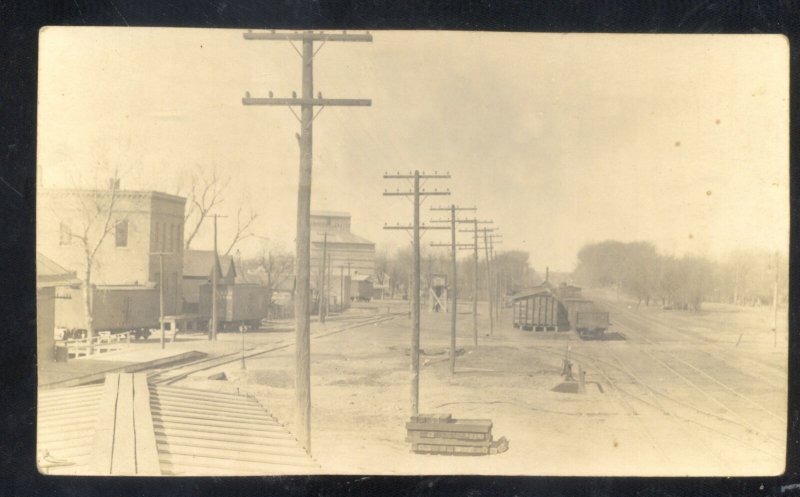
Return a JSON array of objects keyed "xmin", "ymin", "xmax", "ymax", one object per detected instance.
[{"xmin": 37, "ymin": 185, "xmax": 187, "ymax": 316}]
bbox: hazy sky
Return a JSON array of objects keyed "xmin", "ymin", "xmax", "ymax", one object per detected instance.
[{"xmin": 38, "ymin": 28, "xmax": 789, "ymax": 271}]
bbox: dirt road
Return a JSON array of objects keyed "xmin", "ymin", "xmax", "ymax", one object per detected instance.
[{"xmin": 170, "ymin": 295, "xmax": 787, "ymax": 475}]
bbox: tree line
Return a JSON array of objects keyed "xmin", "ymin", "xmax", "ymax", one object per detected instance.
[{"xmin": 572, "ymin": 240, "xmax": 786, "ymax": 311}]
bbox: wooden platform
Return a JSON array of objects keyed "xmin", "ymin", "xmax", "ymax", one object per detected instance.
[
  {"xmin": 37, "ymin": 373, "xmax": 318, "ymax": 475},
  {"xmin": 40, "ymin": 350, "xmax": 207, "ymax": 390}
]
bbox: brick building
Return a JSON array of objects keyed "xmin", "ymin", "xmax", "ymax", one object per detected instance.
[{"xmin": 37, "ymin": 185, "xmax": 186, "ymax": 314}]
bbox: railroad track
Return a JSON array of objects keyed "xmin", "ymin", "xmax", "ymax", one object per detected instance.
[
  {"xmin": 601, "ymin": 300, "xmax": 786, "ymax": 423},
  {"xmin": 600, "ymin": 298, "xmax": 787, "ymax": 388},
  {"xmin": 525, "ymin": 341, "xmax": 783, "ymax": 462},
  {"xmin": 148, "ymin": 312, "xmax": 402, "ymax": 385}
]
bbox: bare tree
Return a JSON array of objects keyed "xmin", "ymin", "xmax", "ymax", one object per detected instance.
[
  {"xmin": 67, "ymin": 175, "xmax": 120, "ymax": 355},
  {"xmin": 223, "ymin": 207, "xmax": 258, "ymax": 256},
  {"xmin": 183, "ymin": 170, "xmax": 229, "ymax": 250},
  {"xmin": 259, "ymin": 250, "xmax": 295, "ymax": 294}
]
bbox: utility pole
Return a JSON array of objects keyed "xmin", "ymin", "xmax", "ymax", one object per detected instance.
[
  {"xmin": 483, "ymin": 229, "xmax": 494, "ymax": 336},
  {"xmin": 473, "ymin": 228, "xmax": 502, "ymax": 336},
  {"xmin": 318, "ymin": 232, "xmax": 328, "ymax": 324},
  {"xmin": 340, "ymin": 265, "xmax": 344, "ymax": 312},
  {"xmin": 458, "ymin": 219, "xmax": 493, "ymax": 345},
  {"xmin": 150, "ymin": 252, "xmax": 172, "ymax": 350},
  {"xmin": 326, "ymin": 252, "xmax": 331, "ymax": 317},
  {"xmin": 347, "ymin": 261, "xmax": 352, "ymax": 306},
  {"xmin": 384, "ymin": 170, "xmax": 450, "ymax": 416},
  {"xmin": 242, "ymin": 29, "xmax": 372, "ymax": 455},
  {"xmin": 210, "ymin": 213, "xmax": 227, "ymax": 341},
  {"xmin": 430, "ymin": 204, "xmax": 476, "ymax": 376},
  {"xmin": 485, "ymin": 233, "xmax": 502, "ymax": 332}
]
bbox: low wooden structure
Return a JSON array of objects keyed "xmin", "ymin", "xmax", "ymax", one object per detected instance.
[
  {"xmin": 37, "ymin": 373, "xmax": 318, "ymax": 475},
  {"xmin": 405, "ymin": 414, "xmax": 509, "ymax": 455},
  {"xmin": 511, "ymin": 290, "xmax": 569, "ymax": 331}
]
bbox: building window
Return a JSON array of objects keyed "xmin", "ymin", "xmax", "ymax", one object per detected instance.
[
  {"xmin": 161, "ymin": 223, "xmax": 166, "ymax": 251},
  {"xmin": 115, "ymin": 220, "xmax": 128, "ymax": 247},
  {"xmin": 59, "ymin": 221, "xmax": 71, "ymax": 245},
  {"xmin": 154, "ymin": 222, "xmax": 160, "ymax": 251}
]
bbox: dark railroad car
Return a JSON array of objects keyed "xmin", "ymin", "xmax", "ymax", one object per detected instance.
[
  {"xmin": 199, "ymin": 282, "xmax": 270, "ymax": 330},
  {"xmin": 555, "ymin": 283, "xmax": 582, "ymax": 300},
  {"xmin": 562, "ymin": 298, "xmax": 593, "ymax": 327},
  {"xmin": 350, "ymin": 274, "xmax": 374, "ymax": 302},
  {"xmin": 573, "ymin": 310, "xmax": 610, "ymax": 339},
  {"xmin": 54, "ymin": 285, "xmax": 159, "ymax": 338},
  {"xmin": 563, "ymin": 298, "xmax": 609, "ymax": 338},
  {"xmin": 511, "ymin": 290, "xmax": 569, "ymax": 331},
  {"xmin": 563, "ymin": 299, "xmax": 609, "ymax": 338}
]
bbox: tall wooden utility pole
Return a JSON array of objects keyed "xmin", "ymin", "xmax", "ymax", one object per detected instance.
[
  {"xmin": 339, "ymin": 265, "xmax": 344, "ymax": 312},
  {"xmin": 151, "ymin": 252, "xmax": 171, "ymax": 350},
  {"xmin": 458, "ymin": 219, "xmax": 492, "ymax": 345},
  {"xmin": 326, "ymin": 252, "xmax": 331, "ymax": 317},
  {"xmin": 473, "ymin": 228, "xmax": 502, "ymax": 336},
  {"xmin": 485, "ymin": 232, "xmax": 502, "ymax": 332},
  {"xmin": 384, "ymin": 171, "xmax": 449, "ymax": 416},
  {"xmin": 483, "ymin": 229, "xmax": 494, "ymax": 336},
  {"xmin": 430, "ymin": 205, "xmax": 475, "ymax": 376},
  {"xmin": 210, "ymin": 213, "xmax": 227, "ymax": 341},
  {"xmin": 242, "ymin": 29, "xmax": 372, "ymax": 454},
  {"xmin": 318, "ymin": 232, "xmax": 328, "ymax": 324}
]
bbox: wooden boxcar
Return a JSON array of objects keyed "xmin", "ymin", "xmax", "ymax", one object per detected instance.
[
  {"xmin": 512, "ymin": 291, "xmax": 569, "ymax": 331},
  {"xmin": 573, "ymin": 310, "xmax": 610, "ymax": 339},
  {"xmin": 54, "ymin": 285, "xmax": 159, "ymax": 337},
  {"xmin": 563, "ymin": 298, "xmax": 609, "ymax": 338},
  {"xmin": 199, "ymin": 283, "xmax": 270, "ymax": 330}
]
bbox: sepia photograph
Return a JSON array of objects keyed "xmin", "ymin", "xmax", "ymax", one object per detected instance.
[{"xmin": 35, "ymin": 27, "xmax": 788, "ymax": 476}]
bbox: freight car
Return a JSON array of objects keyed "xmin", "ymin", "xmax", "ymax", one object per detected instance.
[
  {"xmin": 511, "ymin": 290, "xmax": 570, "ymax": 331},
  {"xmin": 198, "ymin": 282, "xmax": 270, "ymax": 331},
  {"xmin": 54, "ymin": 285, "xmax": 159, "ymax": 340},
  {"xmin": 562, "ymin": 298, "xmax": 610, "ymax": 339}
]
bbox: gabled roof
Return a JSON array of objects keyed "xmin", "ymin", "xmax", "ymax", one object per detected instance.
[
  {"xmin": 36, "ymin": 252, "xmax": 80, "ymax": 288},
  {"xmin": 511, "ymin": 288, "xmax": 554, "ymax": 300},
  {"xmin": 183, "ymin": 250, "xmax": 236, "ymax": 279},
  {"xmin": 37, "ymin": 374, "xmax": 318, "ymax": 476}
]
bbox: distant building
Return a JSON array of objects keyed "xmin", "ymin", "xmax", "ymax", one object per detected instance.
[
  {"xmin": 38, "ymin": 185, "xmax": 186, "ymax": 314},
  {"xmin": 182, "ymin": 250, "xmax": 236, "ymax": 313},
  {"xmin": 36, "ymin": 253, "xmax": 80, "ymax": 362},
  {"xmin": 310, "ymin": 211, "xmax": 375, "ymax": 304}
]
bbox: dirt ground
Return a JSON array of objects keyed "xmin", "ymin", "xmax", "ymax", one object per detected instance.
[{"xmin": 172, "ymin": 292, "xmax": 788, "ymax": 476}]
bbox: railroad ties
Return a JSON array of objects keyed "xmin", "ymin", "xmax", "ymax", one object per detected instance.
[{"xmin": 405, "ymin": 414, "xmax": 509, "ymax": 455}]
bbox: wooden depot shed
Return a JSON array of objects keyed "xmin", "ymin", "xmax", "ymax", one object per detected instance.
[{"xmin": 511, "ymin": 289, "xmax": 569, "ymax": 332}]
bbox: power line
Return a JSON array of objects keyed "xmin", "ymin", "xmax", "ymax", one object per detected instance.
[
  {"xmin": 242, "ymin": 29, "xmax": 372, "ymax": 455},
  {"xmin": 429, "ymin": 204, "xmax": 476, "ymax": 375},
  {"xmin": 383, "ymin": 170, "xmax": 449, "ymax": 416},
  {"xmin": 455, "ymin": 219, "xmax": 493, "ymax": 346}
]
